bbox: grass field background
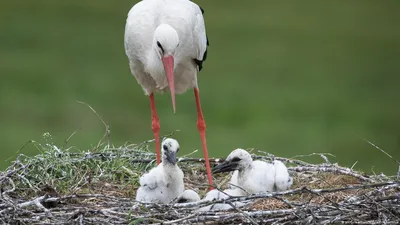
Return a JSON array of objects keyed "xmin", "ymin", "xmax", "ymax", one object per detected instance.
[{"xmin": 1, "ymin": 1, "xmax": 399, "ymax": 174}]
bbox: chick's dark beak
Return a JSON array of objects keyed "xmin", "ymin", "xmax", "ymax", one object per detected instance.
[
  {"xmin": 212, "ymin": 160, "xmax": 239, "ymax": 174},
  {"xmin": 165, "ymin": 151, "xmax": 177, "ymax": 165}
]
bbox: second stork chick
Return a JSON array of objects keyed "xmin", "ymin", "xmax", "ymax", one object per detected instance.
[{"xmin": 213, "ymin": 149, "xmax": 292, "ymax": 194}]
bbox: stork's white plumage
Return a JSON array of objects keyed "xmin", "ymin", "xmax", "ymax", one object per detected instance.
[
  {"xmin": 135, "ymin": 138, "xmax": 184, "ymax": 203},
  {"xmin": 213, "ymin": 149, "xmax": 286, "ymax": 194},
  {"xmin": 124, "ymin": 0, "xmax": 213, "ymax": 188}
]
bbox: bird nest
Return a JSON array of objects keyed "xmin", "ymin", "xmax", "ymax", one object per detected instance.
[{"xmin": 0, "ymin": 136, "xmax": 399, "ymax": 224}]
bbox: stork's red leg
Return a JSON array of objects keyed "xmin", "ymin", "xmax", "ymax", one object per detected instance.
[
  {"xmin": 149, "ymin": 93, "xmax": 161, "ymax": 164},
  {"xmin": 194, "ymin": 88, "xmax": 214, "ymax": 189}
]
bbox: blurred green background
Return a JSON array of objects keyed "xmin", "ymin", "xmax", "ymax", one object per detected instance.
[{"xmin": 1, "ymin": 1, "xmax": 399, "ymax": 174}]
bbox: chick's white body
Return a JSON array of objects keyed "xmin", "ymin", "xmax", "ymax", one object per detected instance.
[
  {"xmin": 176, "ymin": 189, "xmax": 201, "ymax": 203},
  {"xmin": 135, "ymin": 138, "xmax": 184, "ymax": 203},
  {"xmin": 273, "ymin": 160, "xmax": 293, "ymax": 191},
  {"xmin": 223, "ymin": 149, "xmax": 293, "ymax": 194},
  {"xmin": 230, "ymin": 160, "xmax": 293, "ymax": 193},
  {"xmin": 136, "ymin": 163, "xmax": 184, "ymax": 203},
  {"xmin": 220, "ymin": 149, "xmax": 275, "ymax": 194},
  {"xmin": 235, "ymin": 160, "xmax": 276, "ymax": 194}
]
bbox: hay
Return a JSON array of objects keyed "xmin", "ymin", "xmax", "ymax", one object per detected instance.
[{"xmin": 0, "ymin": 140, "xmax": 399, "ymax": 224}]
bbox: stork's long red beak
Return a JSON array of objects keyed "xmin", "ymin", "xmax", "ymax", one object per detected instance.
[{"xmin": 162, "ymin": 55, "xmax": 175, "ymax": 113}]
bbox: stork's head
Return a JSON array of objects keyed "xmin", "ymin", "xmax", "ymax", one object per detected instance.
[
  {"xmin": 161, "ymin": 138, "xmax": 180, "ymax": 165},
  {"xmin": 212, "ymin": 149, "xmax": 253, "ymax": 174},
  {"xmin": 154, "ymin": 24, "xmax": 180, "ymax": 113}
]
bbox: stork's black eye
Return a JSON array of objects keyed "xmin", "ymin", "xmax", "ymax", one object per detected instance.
[
  {"xmin": 231, "ymin": 157, "xmax": 241, "ymax": 162},
  {"xmin": 163, "ymin": 145, "xmax": 168, "ymax": 151},
  {"xmin": 157, "ymin": 41, "xmax": 164, "ymax": 54},
  {"xmin": 157, "ymin": 41, "xmax": 165, "ymax": 53}
]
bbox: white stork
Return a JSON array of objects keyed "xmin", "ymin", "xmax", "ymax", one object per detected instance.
[{"xmin": 124, "ymin": 0, "xmax": 213, "ymax": 187}]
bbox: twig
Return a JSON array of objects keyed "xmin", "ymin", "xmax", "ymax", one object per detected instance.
[
  {"xmin": 135, "ymin": 130, "xmax": 180, "ymax": 148},
  {"xmin": 351, "ymin": 161, "xmax": 358, "ymax": 170},
  {"xmin": 226, "ymin": 201, "xmax": 259, "ymax": 225},
  {"xmin": 226, "ymin": 182, "xmax": 251, "ymax": 195},
  {"xmin": 179, "ymin": 149, "xmax": 199, "ymax": 159},
  {"xmin": 162, "ymin": 213, "xmax": 197, "ymax": 224},
  {"xmin": 62, "ymin": 128, "xmax": 81, "ymax": 149},
  {"xmin": 359, "ymin": 136, "xmax": 400, "ymax": 165},
  {"xmin": 255, "ymin": 151, "xmax": 314, "ymax": 166},
  {"xmin": 131, "ymin": 157, "xmax": 226, "ymax": 164},
  {"xmin": 4, "ymin": 140, "xmax": 34, "ymax": 163},
  {"xmin": 77, "ymin": 101, "xmax": 111, "ymax": 149},
  {"xmin": 289, "ymin": 165, "xmax": 373, "ymax": 182},
  {"xmin": 1, "ymin": 177, "xmax": 15, "ymax": 195},
  {"xmin": 172, "ymin": 182, "xmax": 399, "ymax": 208},
  {"xmin": 398, "ymin": 165, "xmax": 400, "ymax": 179},
  {"xmin": 292, "ymin": 152, "xmax": 336, "ymax": 164}
]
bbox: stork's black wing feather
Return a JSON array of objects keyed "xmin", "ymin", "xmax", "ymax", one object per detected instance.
[
  {"xmin": 199, "ymin": 5, "xmax": 204, "ymax": 14},
  {"xmin": 194, "ymin": 4, "xmax": 209, "ymax": 72}
]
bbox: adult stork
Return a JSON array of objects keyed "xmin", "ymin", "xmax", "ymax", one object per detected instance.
[{"xmin": 124, "ymin": 0, "xmax": 212, "ymax": 187}]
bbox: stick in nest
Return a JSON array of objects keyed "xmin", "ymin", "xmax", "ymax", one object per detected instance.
[{"xmin": 77, "ymin": 101, "xmax": 111, "ymax": 149}]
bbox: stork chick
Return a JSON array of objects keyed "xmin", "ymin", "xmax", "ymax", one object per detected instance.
[
  {"xmin": 217, "ymin": 149, "xmax": 293, "ymax": 194},
  {"xmin": 229, "ymin": 160, "xmax": 293, "ymax": 192},
  {"xmin": 135, "ymin": 138, "xmax": 184, "ymax": 203},
  {"xmin": 213, "ymin": 149, "xmax": 276, "ymax": 194},
  {"xmin": 176, "ymin": 189, "xmax": 201, "ymax": 203}
]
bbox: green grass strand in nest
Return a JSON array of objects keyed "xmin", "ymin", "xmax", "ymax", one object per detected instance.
[{"xmin": 4, "ymin": 134, "xmax": 156, "ymax": 199}]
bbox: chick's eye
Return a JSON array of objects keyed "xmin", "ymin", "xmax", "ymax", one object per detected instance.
[
  {"xmin": 163, "ymin": 145, "xmax": 168, "ymax": 151},
  {"xmin": 176, "ymin": 148, "xmax": 179, "ymax": 152},
  {"xmin": 231, "ymin": 157, "xmax": 241, "ymax": 162}
]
